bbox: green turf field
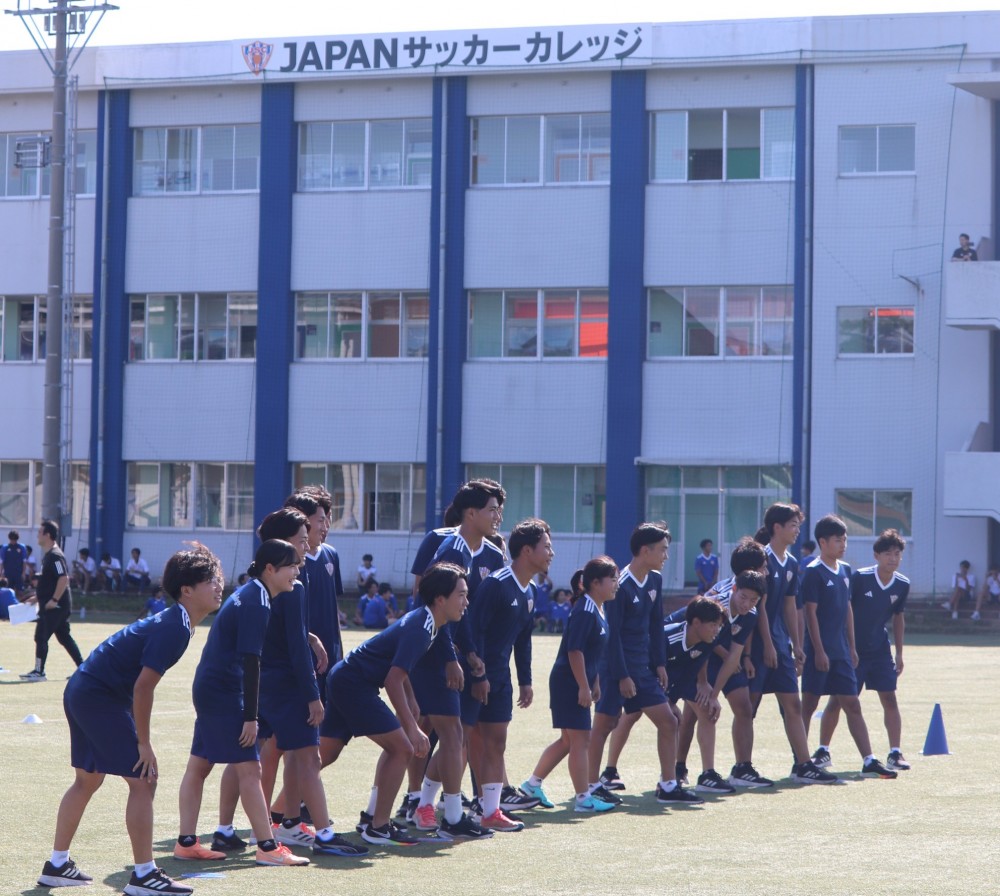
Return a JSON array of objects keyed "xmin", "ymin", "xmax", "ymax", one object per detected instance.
[{"xmin": 3, "ymin": 618, "xmax": 997, "ymax": 896}]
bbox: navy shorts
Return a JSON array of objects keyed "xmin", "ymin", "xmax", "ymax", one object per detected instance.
[
  {"xmin": 707, "ymin": 658, "xmax": 750, "ymax": 696},
  {"xmin": 410, "ymin": 663, "xmax": 461, "ymax": 718},
  {"xmin": 667, "ymin": 670, "xmax": 699, "ymax": 705},
  {"xmin": 549, "ymin": 668, "xmax": 592, "ymax": 731},
  {"xmin": 64, "ymin": 674, "xmax": 141, "ymax": 777},
  {"xmin": 749, "ymin": 649, "xmax": 799, "ymax": 695},
  {"xmin": 801, "ymin": 657, "xmax": 858, "ymax": 697},
  {"xmin": 854, "ymin": 650, "xmax": 898, "ymax": 693},
  {"xmin": 259, "ymin": 693, "xmax": 320, "ymax": 752},
  {"xmin": 321, "ymin": 663, "xmax": 398, "ymax": 740},
  {"xmin": 594, "ymin": 667, "xmax": 667, "ymax": 716},
  {"xmin": 191, "ymin": 681, "xmax": 259, "ymax": 764},
  {"xmin": 461, "ymin": 678, "xmax": 514, "ymax": 726}
]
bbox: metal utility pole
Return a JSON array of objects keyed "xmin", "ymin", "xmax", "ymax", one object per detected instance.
[{"xmin": 5, "ymin": 1, "xmax": 118, "ymax": 531}]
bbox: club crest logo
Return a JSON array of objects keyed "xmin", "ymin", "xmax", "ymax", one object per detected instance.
[
  {"xmin": 325, "ymin": 562, "xmax": 334, "ymax": 577},
  {"xmin": 479, "ymin": 567, "xmax": 490, "ymax": 581},
  {"xmin": 242, "ymin": 40, "xmax": 273, "ymax": 76},
  {"xmin": 527, "ymin": 598, "xmax": 534, "ymax": 614},
  {"xmin": 648, "ymin": 589, "xmax": 657, "ymax": 601},
  {"xmin": 786, "ymin": 570, "xmax": 793, "ymax": 582}
]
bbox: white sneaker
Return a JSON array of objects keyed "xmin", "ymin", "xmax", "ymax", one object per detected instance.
[
  {"xmin": 971, "ymin": 611, "xmax": 981, "ymax": 621},
  {"xmin": 274, "ymin": 822, "xmax": 315, "ymax": 846},
  {"xmin": 940, "ymin": 601, "xmax": 951, "ymax": 610},
  {"xmin": 951, "ymin": 611, "xmax": 959, "ymax": 620}
]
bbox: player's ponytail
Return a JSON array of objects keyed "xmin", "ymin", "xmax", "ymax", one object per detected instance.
[
  {"xmin": 575, "ymin": 555, "xmax": 618, "ymax": 603},
  {"xmin": 247, "ymin": 539, "xmax": 298, "ymax": 579}
]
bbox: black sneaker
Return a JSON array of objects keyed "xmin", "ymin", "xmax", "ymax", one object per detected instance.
[
  {"xmin": 886, "ymin": 750, "xmax": 911, "ymax": 771},
  {"xmin": 695, "ymin": 769, "xmax": 736, "ymax": 794},
  {"xmin": 675, "ymin": 762, "xmax": 689, "ymax": 785},
  {"xmin": 38, "ymin": 858, "xmax": 93, "ymax": 888},
  {"xmin": 439, "ymin": 813, "xmax": 495, "ymax": 840},
  {"xmin": 123, "ymin": 867, "xmax": 194, "ymax": 896},
  {"xmin": 861, "ymin": 757, "xmax": 898, "ymax": 779},
  {"xmin": 728, "ymin": 762, "xmax": 774, "ymax": 789},
  {"xmin": 811, "ymin": 747, "xmax": 832, "ymax": 768},
  {"xmin": 395, "ymin": 794, "xmax": 417, "ymax": 823},
  {"xmin": 791, "ymin": 760, "xmax": 838, "ymax": 785},
  {"xmin": 356, "ymin": 810, "xmax": 409, "ymax": 835},
  {"xmin": 313, "ymin": 833, "xmax": 370, "ymax": 856},
  {"xmin": 361, "ymin": 822, "xmax": 419, "ymax": 846},
  {"xmin": 655, "ymin": 783, "xmax": 704, "ymax": 805},
  {"xmin": 599, "ymin": 765, "xmax": 626, "ymax": 791},
  {"xmin": 590, "ymin": 785, "xmax": 623, "ymax": 805},
  {"xmin": 211, "ymin": 830, "xmax": 248, "ymax": 852},
  {"xmin": 499, "ymin": 785, "xmax": 541, "ymax": 811}
]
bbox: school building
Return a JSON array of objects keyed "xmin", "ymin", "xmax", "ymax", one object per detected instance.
[{"xmin": 0, "ymin": 11, "xmax": 997, "ymax": 592}]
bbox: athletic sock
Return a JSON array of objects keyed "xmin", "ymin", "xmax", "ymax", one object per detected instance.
[
  {"xmin": 863, "ymin": 754, "xmax": 875, "ymax": 764},
  {"xmin": 134, "ymin": 862, "xmax": 156, "ymax": 878},
  {"xmin": 51, "ymin": 850, "xmax": 69, "ymax": 867},
  {"xmin": 819, "ymin": 744, "xmax": 830, "ymax": 751},
  {"xmin": 215, "ymin": 825, "xmax": 234, "ymax": 837},
  {"xmin": 270, "ymin": 811, "xmax": 284, "ymax": 825},
  {"xmin": 526, "ymin": 775, "xmax": 544, "ymax": 788},
  {"xmin": 588, "ymin": 781, "xmax": 601, "ymax": 794},
  {"xmin": 281, "ymin": 816, "xmax": 301, "ymax": 829},
  {"xmin": 258, "ymin": 839, "xmax": 277, "ymax": 852},
  {"xmin": 576, "ymin": 793, "xmax": 591, "ymax": 804},
  {"xmin": 660, "ymin": 779, "xmax": 677, "ymax": 792},
  {"xmin": 365, "ymin": 787, "xmax": 378, "ymax": 815},
  {"xmin": 890, "ymin": 746, "xmax": 901, "ymax": 753},
  {"xmin": 443, "ymin": 792, "xmax": 463, "ymax": 825},
  {"xmin": 481, "ymin": 782, "xmax": 502, "ymax": 817},
  {"xmin": 315, "ymin": 826, "xmax": 334, "ymax": 840},
  {"xmin": 419, "ymin": 777, "xmax": 441, "ymax": 809},
  {"xmin": 178, "ymin": 835, "xmax": 197, "ymax": 847}
]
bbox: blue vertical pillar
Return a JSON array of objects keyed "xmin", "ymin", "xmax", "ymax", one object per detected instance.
[
  {"xmin": 605, "ymin": 70, "xmax": 647, "ymax": 558},
  {"xmin": 254, "ymin": 83, "xmax": 296, "ymax": 524},
  {"xmin": 425, "ymin": 78, "xmax": 444, "ymax": 526},
  {"xmin": 89, "ymin": 89, "xmax": 130, "ymax": 561}
]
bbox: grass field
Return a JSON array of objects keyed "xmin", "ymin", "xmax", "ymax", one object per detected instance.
[{"xmin": 3, "ymin": 617, "xmax": 998, "ymax": 896}]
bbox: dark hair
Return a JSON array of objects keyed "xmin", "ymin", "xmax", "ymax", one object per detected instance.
[
  {"xmin": 960, "ymin": 232, "xmax": 970, "ymax": 240},
  {"xmin": 873, "ymin": 529, "xmax": 905, "ymax": 554},
  {"xmin": 7, "ymin": 530, "xmax": 18, "ymax": 541},
  {"xmin": 131, "ymin": 547, "xmax": 141, "ymax": 556},
  {"xmin": 730, "ymin": 536, "xmax": 767, "ymax": 575},
  {"xmin": 452, "ymin": 479, "xmax": 506, "ymax": 516},
  {"xmin": 283, "ymin": 492, "xmax": 322, "ymax": 519},
  {"xmin": 101, "ymin": 552, "xmax": 111, "ymax": 562},
  {"xmin": 762, "ymin": 503, "xmax": 804, "ymax": 539},
  {"xmin": 685, "ymin": 595, "xmax": 724, "ymax": 624},
  {"xmin": 79, "ymin": 548, "xmax": 89, "ymax": 558},
  {"xmin": 247, "ymin": 539, "xmax": 299, "ymax": 579},
  {"xmin": 40, "ymin": 519, "xmax": 60, "ymax": 542},
  {"xmin": 802, "ymin": 540, "xmax": 816, "ymax": 553},
  {"xmin": 417, "ymin": 562, "xmax": 467, "ymax": 607},
  {"xmin": 258, "ymin": 507, "xmax": 309, "ymax": 543},
  {"xmin": 378, "ymin": 582, "xmax": 392, "ymax": 595},
  {"xmin": 572, "ymin": 555, "xmax": 618, "ymax": 603},
  {"xmin": 161, "ymin": 542, "xmax": 222, "ymax": 601},
  {"xmin": 366, "ymin": 579, "xmax": 379, "ymax": 592},
  {"xmin": 569, "ymin": 570, "xmax": 584, "ymax": 597},
  {"xmin": 286, "ymin": 484, "xmax": 333, "ymax": 516},
  {"xmin": 959, "ymin": 559, "xmax": 971, "ymax": 569},
  {"xmin": 485, "ymin": 532, "xmax": 507, "ymax": 557},
  {"xmin": 362, "ymin": 553, "xmax": 373, "ymax": 562},
  {"xmin": 442, "ymin": 505, "xmax": 463, "ymax": 527},
  {"xmin": 814, "ymin": 514, "xmax": 848, "ymax": 541},
  {"xmin": 508, "ymin": 518, "xmax": 550, "ymax": 559},
  {"xmin": 630, "ymin": 521, "xmax": 671, "ymax": 556},
  {"xmin": 0, "ymin": 576, "xmax": 7, "ymax": 588},
  {"xmin": 699, "ymin": 538, "xmax": 713, "ymax": 550},
  {"xmin": 734, "ymin": 569, "xmax": 766, "ymax": 598}
]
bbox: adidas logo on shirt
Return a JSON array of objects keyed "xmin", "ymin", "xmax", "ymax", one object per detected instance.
[
  {"xmin": 632, "ymin": 595, "xmax": 640, "ymax": 604},
  {"xmin": 510, "ymin": 598, "xmax": 518, "ymax": 607},
  {"xmin": 826, "ymin": 580, "xmax": 835, "ymax": 587},
  {"xmin": 865, "ymin": 591, "xmax": 873, "ymax": 598}
]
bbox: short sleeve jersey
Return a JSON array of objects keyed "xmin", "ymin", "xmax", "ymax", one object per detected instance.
[
  {"xmin": 468, "ymin": 567, "xmax": 535, "ymax": 686},
  {"xmin": 552, "ymin": 595, "xmax": 608, "ymax": 685},
  {"xmin": 410, "ymin": 527, "xmax": 458, "ymax": 576},
  {"xmin": 303, "ymin": 544, "xmax": 344, "ymax": 663},
  {"xmin": 704, "ymin": 576, "xmax": 757, "ymax": 653},
  {"xmin": 694, "ymin": 553, "xmax": 719, "ymax": 588},
  {"xmin": 603, "ymin": 568, "xmax": 665, "ymax": 681},
  {"xmin": 343, "ymin": 606, "xmax": 439, "ymax": 685},
  {"xmin": 1, "ymin": 542, "xmax": 26, "ymax": 581},
  {"xmin": 764, "ymin": 545, "xmax": 799, "ymax": 638},
  {"xmin": 78, "ymin": 603, "xmax": 193, "ymax": 703},
  {"xmin": 192, "ymin": 579, "xmax": 271, "ymax": 705},
  {"xmin": 664, "ymin": 620, "xmax": 716, "ymax": 677},
  {"xmin": 850, "ymin": 566, "xmax": 909, "ymax": 655},
  {"xmin": 38, "ymin": 546, "xmax": 71, "ymax": 608},
  {"xmin": 432, "ymin": 532, "xmax": 505, "ymax": 657},
  {"xmin": 800, "ymin": 559, "xmax": 853, "ymax": 661},
  {"xmin": 260, "ymin": 581, "xmax": 319, "ymax": 703}
]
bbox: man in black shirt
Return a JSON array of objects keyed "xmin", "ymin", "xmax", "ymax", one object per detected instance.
[
  {"xmin": 20, "ymin": 520, "xmax": 84, "ymax": 682},
  {"xmin": 951, "ymin": 233, "xmax": 978, "ymax": 262}
]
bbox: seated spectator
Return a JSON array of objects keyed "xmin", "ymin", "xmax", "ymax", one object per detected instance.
[
  {"xmin": 951, "ymin": 233, "xmax": 978, "ymax": 262},
  {"xmin": 72, "ymin": 548, "xmax": 98, "ymax": 593},
  {"xmin": 362, "ymin": 584, "xmax": 390, "ymax": 629},
  {"xmin": 1, "ymin": 530, "xmax": 28, "ymax": 592},
  {"xmin": 944, "ymin": 560, "xmax": 976, "ymax": 619},
  {"xmin": 377, "ymin": 582, "xmax": 398, "ymax": 620},
  {"xmin": 123, "ymin": 547, "xmax": 151, "ymax": 591},
  {"xmin": 972, "ymin": 565, "xmax": 1000, "ymax": 621},
  {"xmin": 139, "ymin": 587, "xmax": 168, "ymax": 619},
  {"xmin": 0, "ymin": 576, "xmax": 18, "ymax": 621},
  {"xmin": 357, "ymin": 553, "xmax": 378, "ymax": 590},
  {"xmin": 548, "ymin": 587, "xmax": 572, "ymax": 633},
  {"xmin": 353, "ymin": 579, "xmax": 378, "ymax": 626},
  {"xmin": 23, "ymin": 545, "xmax": 38, "ymax": 589},
  {"xmin": 97, "ymin": 552, "xmax": 122, "ymax": 592},
  {"xmin": 533, "ymin": 571, "xmax": 553, "ymax": 630}
]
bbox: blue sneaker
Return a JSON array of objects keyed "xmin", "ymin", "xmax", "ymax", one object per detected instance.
[
  {"xmin": 519, "ymin": 780, "xmax": 554, "ymax": 809},
  {"xmin": 574, "ymin": 794, "xmax": 616, "ymax": 813}
]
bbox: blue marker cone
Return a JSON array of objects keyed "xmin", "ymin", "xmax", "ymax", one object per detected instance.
[{"xmin": 921, "ymin": 703, "xmax": 950, "ymax": 755}]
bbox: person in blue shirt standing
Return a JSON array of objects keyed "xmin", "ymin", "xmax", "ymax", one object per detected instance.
[
  {"xmin": 694, "ymin": 539, "xmax": 719, "ymax": 593},
  {"xmin": 38, "ymin": 543, "xmax": 224, "ymax": 896},
  {"xmin": 800, "ymin": 516, "xmax": 897, "ymax": 780},
  {"xmin": 1, "ymin": 529, "xmax": 27, "ymax": 591},
  {"xmin": 176, "ymin": 539, "xmax": 311, "ymax": 870},
  {"xmin": 520, "ymin": 556, "xmax": 618, "ymax": 813}
]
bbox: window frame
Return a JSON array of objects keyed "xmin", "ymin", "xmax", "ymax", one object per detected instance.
[
  {"xmin": 836, "ymin": 306, "xmax": 915, "ymax": 357},
  {"xmin": 128, "ymin": 293, "xmax": 258, "ymax": 362},
  {"xmin": 125, "ymin": 461, "xmax": 253, "ymax": 531},
  {"xmin": 834, "ymin": 488, "xmax": 913, "ymax": 537},
  {"xmin": 838, "ymin": 124, "xmax": 916, "ymax": 177}
]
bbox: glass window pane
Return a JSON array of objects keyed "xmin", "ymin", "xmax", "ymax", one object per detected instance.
[
  {"xmin": 165, "ymin": 128, "xmax": 195, "ymax": 192},
  {"xmin": 579, "ymin": 291, "xmax": 608, "ymax": 357},
  {"xmin": 368, "ymin": 293, "xmax": 401, "ymax": 358},
  {"xmin": 835, "ymin": 489, "xmax": 875, "ymax": 536},
  {"xmin": 467, "ymin": 464, "xmax": 502, "ymax": 484},
  {"xmin": 469, "ymin": 292, "xmax": 503, "ymax": 358},
  {"xmin": 299, "ymin": 122, "xmax": 332, "ymax": 189},
  {"xmin": 646, "ymin": 465, "xmax": 680, "ymax": 490},
  {"xmin": 545, "ymin": 115, "xmax": 581, "ymax": 183},
  {"xmin": 127, "ymin": 463, "xmax": 159, "ymax": 528},
  {"xmin": 133, "ymin": 128, "xmax": 166, "ymax": 194},
  {"xmin": 70, "ymin": 463, "xmax": 89, "ymax": 532},
  {"xmin": 499, "ymin": 465, "xmax": 535, "ymax": 525},
  {"xmin": 726, "ymin": 109, "xmax": 760, "ymax": 180},
  {"xmin": 541, "ymin": 466, "xmax": 575, "ymax": 532},
  {"xmin": 761, "ymin": 465, "xmax": 792, "ymax": 495},
  {"xmin": 370, "ymin": 120, "xmax": 403, "ymax": 187},
  {"xmin": 332, "ymin": 121, "xmax": 365, "ymax": 187},
  {"xmin": 146, "ymin": 295, "xmax": 178, "ymax": 360},
  {"xmin": 201, "ymin": 126, "xmax": 235, "ymax": 192},
  {"xmin": 367, "ymin": 463, "xmax": 408, "ymax": 531},
  {"xmin": 725, "ymin": 494, "xmax": 760, "ymax": 543},
  {"xmin": 685, "ymin": 288, "xmax": 720, "ymax": 356},
  {"xmin": 225, "ymin": 464, "xmax": 254, "ymax": 530},
  {"xmin": 233, "ymin": 124, "xmax": 260, "ymax": 190},
  {"xmin": 762, "ymin": 108, "xmax": 794, "ymax": 179},
  {"xmin": 198, "ymin": 294, "xmax": 227, "ymax": 360},
  {"xmin": 580, "ymin": 113, "xmax": 611, "ymax": 182},
  {"xmin": 688, "ymin": 110, "xmax": 723, "ymax": 181},
  {"xmin": 411, "ymin": 465, "xmax": 427, "ymax": 532},
  {"xmin": 227, "ymin": 293, "xmax": 257, "ymax": 359},
  {"xmin": 506, "ymin": 116, "xmax": 541, "ymax": 184},
  {"xmin": 723, "ymin": 466, "xmax": 758, "ymax": 489},
  {"xmin": 838, "ymin": 307, "xmax": 874, "ymax": 354},
  {"xmin": 725, "ymin": 287, "xmax": 759, "ymax": 356},
  {"xmin": 0, "ymin": 462, "xmax": 30, "ymax": 526},
  {"xmin": 575, "ymin": 466, "xmax": 605, "ymax": 533},
  {"xmin": 403, "ymin": 294, "xmax": 429, "ymax": 358},
  {"xmin": 328, "ymin": 463, "xmax": 362, "ymax": 530},
  {"xmin": 196, "ymin": 463, "xmax": 223, "ymax": 528},
  {"xmin": 296, "ymin": 294, "xmax": 329, "ymax": 358},
  {"xmin": 542, "ymin": 291, "xmax": 575, "ymax": 358},
  {"xmin": 74, "ymin": 130, "xmax": 98, "ymax": 195},
  {"xmin": 505, "ymin": 291, "xmax": 538, "ymax": 358},
  {"xmin": 761, "ymin": 287, "xmax": 793, "ymax": 356},
  {"xmin": 472, "ymin": 118, "xmax": 505, "ymax": 185},
  {"xmin": 839, "ymin": 126, "xmax": 877, "ymax": 174},
  {"xmin": 648, "ymin": 288, "xmax": 684, "ymax": 357},
  {"xmin": 178, "ymin": 295, "xmax": 195, "ymax": 360},
  {"xmin": 162, "ymin": 463, "xmax": 191, "ymax": 527},
  {"xmin": 331, "ymin": 294, "xmax": 362, "ymax": 358},
  {"xmin": 879, "ymin": 126, "xmax": 915, "ymax": 172},
  {"xmin": 403, "ymin": 119, "xmax": 432, "ymax": 186},
  {"xmin": 875, "ymin": 490, "xmax": 912, "ymax": 537},
  {"xmin": 72, "ymin": 297, "xmax": 93, "ymax": 360},
  {"xmin": 683, "ymin": 466, "xmax": 718, "ymax": 489},
  {"xmin": 875, "ymin": 308, "xmax": 914, "ymax": 354},
  {"xmin": 651, "ymin": 111, "xmax": 686, "ymax": 180},
  {"xmin": 129, "ymin": 298, "xmax": 145, "ymax": 361}
]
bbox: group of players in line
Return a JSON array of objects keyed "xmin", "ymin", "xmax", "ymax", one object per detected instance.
[{"xmin": 37, "ymin": 480, "xmax": 911, "ymax": 896}]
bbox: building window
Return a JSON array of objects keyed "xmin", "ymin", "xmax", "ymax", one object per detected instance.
[
  {"xmin": 838, "ymin": 125, "xmax": 915, "ymax": 175},
  {"xmin": 294, "ymin": 463, "xmax": 363, "ymax": 530},
  {"xmin": 471, "ymin": 113, "xmax": 611, "ymax": 186},
  {"xmin": 835, "ymin": 489, "xmax": 912, "ymax": 537},
  {"xmin": 465, "ymin": 464, "xmax": 606, "ymax": 534},
  {"xmin": 650, "ymin": 108, "xmax": 794, "ymax": 182},
  {"xmin": 0, "ymin": 461, "xmax": 30, "ymax": 526},
  {"xmin": 0, "ymin": 296, "xmax": 49, "ymax": 362},
  {"xmin": 133, "ymin": 125, "xmax": 260, "ymax": 195},
  {"xmin": 126, "ymin": 462, "xmax": 252, "ymax": 530},
  {"xmin": 126, "ymin": 462, "xmax": 192, "ymax": 528},
  {"xmin": 837, "ymin": 307, "xmax": 914, "ymax": 355},
  {"xmin": 648, "ymin": 287, "xmax": 792, "ymax": 358},
  {"xmin": 468, "ymin": 289, "xmax": 608, "ymax": 359},
  {"xmin": 297, "ymin": 119, "xmax": 432, "ymax": 191},
  {"xmin": 128, "ymin": 293, "xmax": 257, "ymax": 361},
  {"xmin": 294, "ymin": 292, "xmax": 427, "ymax": 359},
  {"xmin": 0, "ymin": 131, "xmax": 97, "ymax": 198},
  {"xmin": 69, "ymin": 462, "xmax": 89, "ymax": 534}
]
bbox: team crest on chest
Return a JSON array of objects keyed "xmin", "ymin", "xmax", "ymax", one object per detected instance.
[
  {"xmin": 648, "ymin": 589, "xmax": 657, "ymax": 602},
  {"xmin": 690, "ymin": 648, "xmax": 702, "ymax": 659},
  {"xmin": 479, "ymin": 567, "xmax": 490, "ymax": 581},
  {"xmin": 527, "ymin": 598, "xmax": 534, "ymax": 614},
  {"xmin": 325, "ymin": 562, "xmax": 334, "ymax": 577},
  {"xmin": 786, "ymin": 570, "xmax": 793, "ymax": 582},
  {"xmin": 731, "ymin": 623, "xmax": 742, "ymax": 636}
]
